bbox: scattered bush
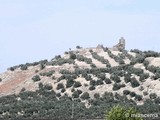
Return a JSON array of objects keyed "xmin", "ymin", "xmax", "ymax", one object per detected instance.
[
  {"xmin": 152, "ymin": 73, "xmax": 160, "ymax": 80},
  {"xmin": 90, "ymin": 63, "xmax": 96, "ymax": 68},
  {"xmin": 72, "ymin": 90, "xmax": 82, "ymax": 98},
  {"xmin": 89, "ymin": 49, "xmax": 93, "ymax": 53},
  {"xmin": 76, "ymin": 45, "xmax": 81, "ymax": 49},
  {"xmin": 90, "ymin": 80, "xmax": 96, "ymax": 86},
  {"xmin": 96, "ymin": 80, "xmax": 104, "ymax": 85},
  {"xmin": 105, "ymin": 105, "xmax": 143, "ymax": 120},
  {"xmin": 35, "ymin": 70, "xmax": 39, "ymax": 73},
  {"xmin": 149, "ymin": 93, "xmax": 157, "ymax": 99},
  {"xmin": 72, "ymin": 91, "xmax": 80, "ymax": 98},
  {"xmin": 9, "ymin": 67, "xmax": 15, "ymax": 71},
  {"xmin": 130, "ymin": 77, "xmax": 140, "ymax": 88},
  {"xmin": 74, "ymin": 81, "xmax": 82, "ymax": 88},
  {"xmin": 130, "ymin": 92, "xmax": 136, "ymax": 97},
  {"xmin": 104, "ymin": 78, "xmax": 112, "ymax": 84},
  {"xmin": 110, "ymin": 75, "xmax": 121, "ymax": 83},
  {"xmin": 40, "ymin": 63, "xmax": 45, "ymax": 70},
  {"xmin": 94, "ymin": 93, "xmax": 100, "ymax": 99},
  {"xmin": 32, "ymin": 75, "xmax": 41, "ymax": 82},
  {"xmin": 60, "ymin": 69, "xmax": 71, "ymax": 74},
  {"xmin": 69, "ymin": 53, "xmax": 76, "ymax": 60},
  {"xmin": 139, "ymin": 73, "xmax": 149, "ymax": 82},
  {"xmin": 20, "ymin": 65, "xmax": 28, "ymax": 70},
  {"xmin": 56, "ymin": 93, "xmax": 61, "ymax": 97},
  {"xmin": 0, "ymin": 78, "xmax": 2, "ymax": 82},
  {"xmin": 56, "ymin": 83, "xmax": 64, "ymax": 90},
  {"xmin": 124, "ymin": 74, "xmax": 131, "ymax": 83},
  {"xmin": 123, "ymin": 90, "xmax": 130, "ymax": 95},
  {"xmin": 61, "ymin": 88, "xmax": 66, "ymax": 93},
  {"xmin": 112, "ymin": 83, "xmax": 121, "ymax": 91},
  {"xmin": 89, "ymin": 86, "xmax": 95, "ymax": 91},
  {"xmin": 81, "ymin": 92, "xmax": 90, "ymax": 100},
  {"xmin": 91, "ymin": 52, "xmax": 109, "ymax": 64},
  {"xmin": 66, "ymin": 78, "xmax": 74, "ymax": 88},
  {"xmin": 143, "ymin": 91, "xmax": 148, "ymax": 96},
  {"xmin": 43, "ymin": 84, "xmax": 53, "ymax": 90},
  {"xmin": 40, "ymin": 70, "xmax": 55, "ymax": 77},
  {"xmin": 135, "ymin": 95, "xmax": 143, "ymax": 101},
  {"xmin": 76, "ymin": 55, "xmax": 92, "ymax": 64}
]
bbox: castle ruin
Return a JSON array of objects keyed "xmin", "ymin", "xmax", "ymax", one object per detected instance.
[
  {"xmin": 112, "ymin": 37, "xmax": 125, "ymax": 51},
  {"xmin": 94, "ymin": 37, "xmax": 126, "ymax": 51}
]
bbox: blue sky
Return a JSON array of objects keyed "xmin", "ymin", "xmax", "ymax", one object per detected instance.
[{"xmin": 0, "ymin": 0, "xmax": 160, "ymax": 73}]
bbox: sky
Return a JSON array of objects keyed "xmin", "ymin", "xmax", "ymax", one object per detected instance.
[{"xmin": 0, "ymin": 0, "xmax": 160, "ymax": 73}]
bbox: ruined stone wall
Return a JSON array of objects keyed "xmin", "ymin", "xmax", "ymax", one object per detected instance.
[{"xmin": 112, "ymin": 37, "xmax": 125, "ymax": 51}]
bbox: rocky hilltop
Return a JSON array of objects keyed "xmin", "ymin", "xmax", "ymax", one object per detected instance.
[{"xmin": 0, "ymin": 40, "xmax": 160, "ymax": 119}]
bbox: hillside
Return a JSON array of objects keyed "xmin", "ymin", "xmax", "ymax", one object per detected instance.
[{"xmin": 0, "ymin": 43, "xmax": 160, "ymax": 119}]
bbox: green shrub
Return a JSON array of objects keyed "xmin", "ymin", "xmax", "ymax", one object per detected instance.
[
  {"xmin": 20, "ymin": 88, "xmax": 26, "ymax": 92},
  {"xmin": 149, "ymin": 93, "xmax": 157, "ymax": 99},
  {"xmin": 56, "ymin": 83, "xmax": 64, "ymax": 90},
  {"xmin": 40, "ymin": 63, "xmax": 45, "ymax": 70},
  {"xmin": 110, "ymin": 75, "xmax": 121, "ymax": 83},
  {"xmin": 91, "ymin": 52, "xmax": 109, "ymax": 64},
  {"xmin": 130, "ymin": 92, "xmax": 136, "ymax": 97},
  {"xmin": 64, "ymin": 51, "xmax": 69, "ymax": 54},
  {"xmin": 89, "ymin": 49, "xmax": 93, "ymax": 52},
  {"xmin": 81, "ymin": 92, "xmax": 90, "ymax": 100},
  {"xmin": 152, "ymin": 73, "xmax": 160, "ymax": 80},
  {"xmin": 9, "ymin": 67, "xmax": 15, "ymax": 71},
  {"xmin": 90, "ymin": 80, "xmax": 96, "ymax": 86},
  {"xmin": 123, "ymin": 90, "xmax": 130, "ymax": 95},
  {"xmin": 60, "ymin": 69, "xmax": 71, "ymax": 74},
  {"xmin": 74, "ymin": 81, "xmax": 82, "ymax": 88},
  {"xmin": 130, "ymin": 77, "xmax": 140, "ymax": 88},
  {"xmin": 56, "ymin": 93, "xmax": 61, "ymax": 97},
  {"xmin": 112, "ymin": 83, "xmax": 121, "ymax": 91},
  {"xmin": 43, "ymin": 84, "xmax": 53, "ymax": 90},
  {"xmin": 32, "ymin": 75, "xmax": 41, "ymax": 82},
  {"xmin": 105, "ymin": 105, "xmax": 143, "ymax": 120},
  {"xmin": 124, "ymin": 74, "xmax": 131, "ymax": 83},
  {"xmin": 143, "ymin": 91, "xmax": 148, "ymax": 96},
  {"xmin": 76, "ymin": 55, "xmax": 92, "ymax": 64},
  {"xmin": 0, "ymin": 78, "xmax": 2, "ymax": 82},
  {"xmin": 94, "ymin": 93, "xmax": 100, "ymax": 99},
  {"xmin": 96, "ymin": 80, "xmax": 104, "ymax": 85},
  {"xmin": 38, "ymin": 82, "xmax": 43, "ymax": 89},
  {"xmin": 45, "ymin": 70, "xmax": 55, "ymax": 77},
  {"xmin": 146, "ymin": 65, "xmax": 157, "ymax": 73},
  {"xmin": 77, "ymin": 89, "xmax": 82, "ymax": 95},
  {"xmin": 20, "ymin": 65, "xmax": 28, "ymax": 70},
  {"xmin": 35, "ymin": 70, "xmax": 39, "ymax": 73},
  {"xmin": 76, "ymin": 45, "xmax": 81, "ymax": 49},
  {"xmin": 90, "ymin": 63, "xmax": 96, "ymax": 68},
  {"xmin": 104, "ymin": 78, "xmax": 112, "ymax": 84},
  {"xmin": 55, "ymin": 55, "xmax": 61, "ymax": 60},
  {"xmin": 72, "ymin": 90, "xmax": 82, "ymax": 98},
  {"xmin": 69, "ymin": 53, "xmax": 76, "ymax": 60},
  {"xmin": 72, "ymin": 91, "xmax": 80, "ymax": 98},
  {"xmin": 139, "ymin": 73, "xmax": 149, "ymax": 82},
  {"xmin": 135, "ymin": 95, "xmax": 143, "ymax": 101},
  {"xmin": 61, "ymin": 88, "xmax": 66, "ymax": 93},
  {"xmin": 40, "ymin": 70, "xmax": 55, "ymax": 77},
  {"xmin": 66, "ymin": 78, "xmax": 74, "ymax": 88},
  {"xmin": 89, "ymin": 86, "xmax": 95, "ymax": 91}
]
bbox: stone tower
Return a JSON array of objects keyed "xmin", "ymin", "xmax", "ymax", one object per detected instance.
[
  {"xmin": 112, "ymin": 37, "xmax": 125, "ymax": 50},
  {"xmin": 119, "ymin": 37, "xmax": 125, "ymax": 50}
]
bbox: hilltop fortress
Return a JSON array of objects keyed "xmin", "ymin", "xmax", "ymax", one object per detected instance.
[{"xmin": 96, "ymin": 37, "xmax": 126, "ymax": 51}]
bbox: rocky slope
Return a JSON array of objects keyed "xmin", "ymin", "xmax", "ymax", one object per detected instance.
[{"xmin": 1, "ymin": 46, "xmax": 160, "ymax": 106}]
